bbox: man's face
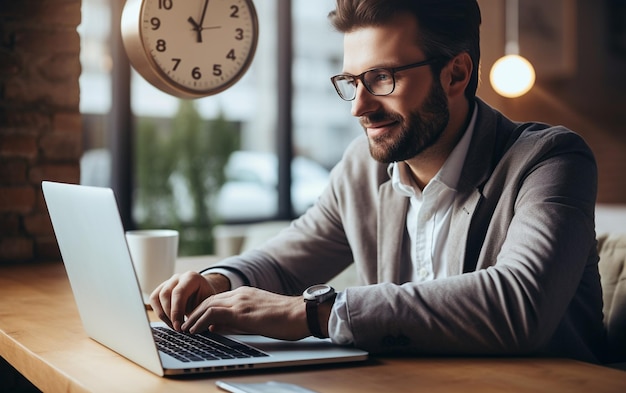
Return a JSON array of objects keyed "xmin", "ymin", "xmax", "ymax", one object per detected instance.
[{"xmin": 342, "ymin": 15, "xmax": 450, "ymax": 163}]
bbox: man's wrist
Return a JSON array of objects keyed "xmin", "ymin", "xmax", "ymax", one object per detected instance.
[
  {"xmin": 202, "ymin": 267, "xmax": 245, "ymax": 290},
  {"xmin": 206, "ymin": 273, "xmax": 231, "ymax": 294}
]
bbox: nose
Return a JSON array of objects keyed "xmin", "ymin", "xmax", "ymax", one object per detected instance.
[{"xmin": 350, "ymin": 82, "xmax": 378, "ymax": 118}]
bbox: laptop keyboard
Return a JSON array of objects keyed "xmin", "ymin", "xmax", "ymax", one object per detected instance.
[{"xmin": 152, "ymin": 326, "xmax": 269, "ymax": 363}]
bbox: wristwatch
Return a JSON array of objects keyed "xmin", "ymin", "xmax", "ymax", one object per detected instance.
[{"xmin": 303, "ymin": 284, "xmax": 336, "ymax": 339}]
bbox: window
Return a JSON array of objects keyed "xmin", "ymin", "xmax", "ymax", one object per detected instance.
[
  {"xmin": 78, "ymin": 0, "xmax": 112, "ymax": 188},
  {"xmin": 78, "ymin": 0, "xmax": 357, "ymax": 256},
  {"xmin": 292, "ymin": 1, "xmax": 358, "ymax": 168}
]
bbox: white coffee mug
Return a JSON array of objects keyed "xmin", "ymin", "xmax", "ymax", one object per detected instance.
[{"xmin": 125, "ymin": 229, "xmax": 179, "ymax": 302}]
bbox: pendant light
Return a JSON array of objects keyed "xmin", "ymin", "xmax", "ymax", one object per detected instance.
[{"xmin": 489, "ymin": 0, "xmax": 536, "ymax": 98}]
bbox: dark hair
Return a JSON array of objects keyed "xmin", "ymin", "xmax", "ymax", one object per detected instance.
[{"xmin": 329, "ymin": 0, "xmax": 481, "ymax": 100}]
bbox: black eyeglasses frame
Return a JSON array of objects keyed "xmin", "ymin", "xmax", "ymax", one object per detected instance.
[{"xmin": 330, "ymin": 58, "xmax": 438, "ymax": 101}]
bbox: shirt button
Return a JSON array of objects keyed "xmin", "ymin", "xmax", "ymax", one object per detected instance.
[{"xmin": 418, "ymin": 268, "xmax": 429, "ymax": 279}]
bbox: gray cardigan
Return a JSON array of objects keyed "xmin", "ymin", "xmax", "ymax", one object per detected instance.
[{"xmin": 212, "ymin": 99, "xmax": 607, "ymax": 363}]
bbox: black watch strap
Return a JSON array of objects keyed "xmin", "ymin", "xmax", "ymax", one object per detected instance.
[
  {"xmin": 305, "ymin": 292, "xmax": 337, "ymax": 339},
  {"xmin": 306, "ymin": 300, "xmax": 325, "ymax": 339}
]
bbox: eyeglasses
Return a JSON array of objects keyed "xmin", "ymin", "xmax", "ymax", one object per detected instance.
[{"xmin": 330, "ymin": 58, "xmax": 437, "ymax": 101}]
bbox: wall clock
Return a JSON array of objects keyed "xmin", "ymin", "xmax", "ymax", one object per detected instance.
[{"xmin": 121, "ymin": 0, "xmax": 259, "ymax": 99}]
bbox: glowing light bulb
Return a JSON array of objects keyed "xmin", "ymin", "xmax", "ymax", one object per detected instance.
[{"xmin": 489, "ymin": 54, "xmax": 536, "ymax": 98}]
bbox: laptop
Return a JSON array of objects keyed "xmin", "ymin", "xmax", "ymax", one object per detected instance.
[{"xmin": 42, "ymin": 181, "xmax": 367, "ymax": 376}]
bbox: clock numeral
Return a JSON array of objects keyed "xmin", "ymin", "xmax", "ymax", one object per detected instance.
[
  {"xmin": 156, "ymin": 39, "xmax": 167, "ymax": 52},
  {"xmin": 192, "ymin": 67, "xmax": 202, "ymax": 80},
  {"xmin": 235, "ymin": 28, "xmax": 244, "ymax": 40},
  {"xmin": 213, "ymin": 64, "xmax": 222, "ymax": 77},
  {"xmin": 150, "ymin": 17, "xmax": 160, "ymax": 30},
  {"xmin": 159, "ymin": 0, "xmax": 173, "ymax": 10},
  {"xmin": 230, "ymin": 5, "xmax": 239, "ymax": 18},
  {"xmin": 226, "ymin": 49, "xmax": 236, "ymax": 61},
  {"xmin": 171, "ymin": 58, "xmax": 181, "ymax": 71}
]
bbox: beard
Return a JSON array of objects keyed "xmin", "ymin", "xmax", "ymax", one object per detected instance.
[{"xmin": 361, "ymin": 79, "xmax": 450, "ymax": 163}]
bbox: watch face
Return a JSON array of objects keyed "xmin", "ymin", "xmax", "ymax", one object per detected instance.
[
  {"xmin": 138, "ymin": 0, "xmax": 258, "ymax": 97},
  {"xmin": 310, "ymin": 286, "xmax": 330, "ymax": 296},
  {"xmin": 305, "ymin": 285, "xmax": 332, "ymax": 298}
]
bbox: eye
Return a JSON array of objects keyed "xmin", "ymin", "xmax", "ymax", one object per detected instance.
[{"xmin": 367, "ymin": 70, "xmax": 392, "ymax": 84}]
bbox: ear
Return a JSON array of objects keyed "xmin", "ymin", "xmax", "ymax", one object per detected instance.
[{"xmin": 441, "ymin": 52, "xmax": 472, "ymax": 99}]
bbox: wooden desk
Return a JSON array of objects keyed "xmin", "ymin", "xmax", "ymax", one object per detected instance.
[{"xmin": 1, "ymin": 260, "xmax": 625, "ymax": 393}]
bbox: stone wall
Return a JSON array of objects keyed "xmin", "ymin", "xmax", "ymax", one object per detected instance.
[{"xmin": 0, "ymin": 0, "xmax": 82, "ymax": 264}]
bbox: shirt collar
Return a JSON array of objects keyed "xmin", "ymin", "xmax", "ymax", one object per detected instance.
[{"xmin": 390, "ymin": 104, "xmax": 478, "ymax": 196}]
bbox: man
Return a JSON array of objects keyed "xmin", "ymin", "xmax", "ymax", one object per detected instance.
[{"xmin": 151, "ymin": 0, "xmax": 607, "ymax": 363}]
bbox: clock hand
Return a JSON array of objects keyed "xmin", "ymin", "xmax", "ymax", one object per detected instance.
[
  {"xmin": 188, "ymin": 16, "xmax": 200, "ymax": 29},
  {"xmin": 187, "ymin": 16, "xmax": 202, "ymax": 43},
  {"xmin": 199, "ymin": 0, "xmax": 210, "ymax": 29},
  {"xmin": 188, "ymin": 0, "xmax": 210, "ymax": 43},
  {"xmin": 195, "ymin": 0, "xmax": 210, "ymax": 43}
]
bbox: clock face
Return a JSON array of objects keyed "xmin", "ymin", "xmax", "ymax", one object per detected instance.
[{"xmin": 125, "ymin": 0, "xmax": 258, "ymax": 98}]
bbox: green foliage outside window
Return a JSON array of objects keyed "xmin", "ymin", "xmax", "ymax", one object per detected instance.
[{"xmin": 134, "ymin": 100, "xmax": 240, "ymax": 255}]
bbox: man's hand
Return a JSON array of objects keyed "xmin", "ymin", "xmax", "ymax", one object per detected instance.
[
  {"xmin": 150, "ymin": 271, "xmax": 229, "ymax": 332},
  {"xmin": 181, "ymin": 287, "xmax": 310, "ymax": 341}
]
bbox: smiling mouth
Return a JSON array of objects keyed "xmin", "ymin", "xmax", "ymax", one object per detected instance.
[{"xmin": 364, "ymin": 121, "xmax": 398, "ymax": 138}]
